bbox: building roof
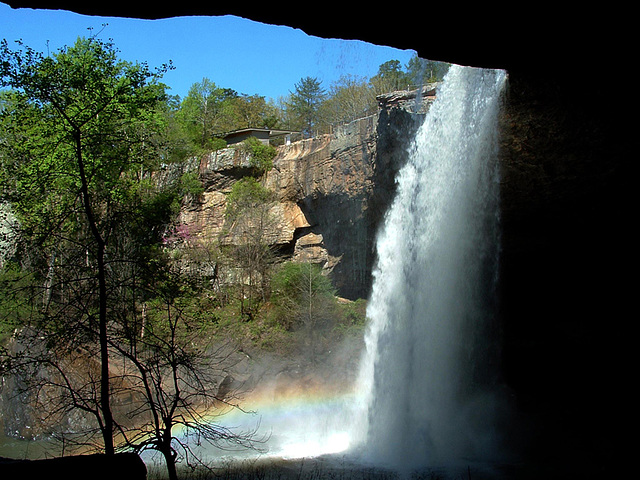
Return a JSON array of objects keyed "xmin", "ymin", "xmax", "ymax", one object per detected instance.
[{"xmin": 223, "ymin": 127, "xmax": 298, "ymax": 140}]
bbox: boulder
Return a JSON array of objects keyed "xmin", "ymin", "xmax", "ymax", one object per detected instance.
[{"xmin": 0, "ymin": 453, "xmax": 147, "ymax": 480}]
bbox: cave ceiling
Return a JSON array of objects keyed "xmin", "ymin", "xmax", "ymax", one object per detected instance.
[{"xmin": 2, "ymin": 1, "xmax": 624, "ymax": 79}]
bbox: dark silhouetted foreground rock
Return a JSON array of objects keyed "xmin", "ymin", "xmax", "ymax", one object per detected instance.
[{"xmin": 0, "ymin": 453, "xmax": 146, "ymax": 479}]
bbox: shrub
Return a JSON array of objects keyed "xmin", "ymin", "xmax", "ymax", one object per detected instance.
[
  {"xmin": 241, "ymin": 137, "xmax": 276, "ymax": 175},
  {"xmin": 270, "ymin": 262, "xmax": 336, "ymax": 331}
]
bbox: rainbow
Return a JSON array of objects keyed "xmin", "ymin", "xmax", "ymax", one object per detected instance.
[{"xmin": 175, "ymin": 383, "xmax": 366, "ymax": 462}]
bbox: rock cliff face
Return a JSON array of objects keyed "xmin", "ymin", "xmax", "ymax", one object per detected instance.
[
  {"xmin": 174, "ymin": 87, "xmax": 434, "ymax": 299},
  {"xmin": 0, "ymin": 203, "xmax": 18, "ymax": 270}
]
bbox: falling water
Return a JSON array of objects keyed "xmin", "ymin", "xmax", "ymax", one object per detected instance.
[
  {"xmin": 351, "ymin": 64, "xmax": 508, "ymax": 471},
  {"xmin": 158, "ymin": 65, "xmax": 510, "ymax": 477}
]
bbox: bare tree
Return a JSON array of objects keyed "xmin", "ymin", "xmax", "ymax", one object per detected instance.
[
  {"xmin": 109, "ymin": 264, "xmax": 264, "ymax": 480},
  {"xmin": 270, "ymin": 262, "xmax": 338, "ymax": 359},
  {"xmin": 221, "ymin": 177, "xmax": 277, "ymax": 319}
]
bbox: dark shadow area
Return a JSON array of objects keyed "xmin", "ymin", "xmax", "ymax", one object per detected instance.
[{"xmin": 0, "ymin": 453, "xmax": 147, "ymax": 479}]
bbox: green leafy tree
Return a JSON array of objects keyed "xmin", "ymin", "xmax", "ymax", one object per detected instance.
[
  {"xmin": 177, "ymin": 77, "xmax": 237, "ymax": 150},
  {"xmin": 0, "ymin": 34, "xmax": 171, "ymax": 455},
  {"xmin": 322, "ymin": 74, "xmax": 378, "ymax": 125},
  {"xmin": 369, "ymin": 59, "xmax": 412, "ymax": 95},
  {"xmin": 153, "ymin": 93, "xmax": 199, "ymax": 164},
  {"xmin": 270, "ymin": 262, "xmax": 337, "ymax": 357},
  {"xmin": 231, "ymin": 93, "xmax": 280, "ymax": 129},
  {"xmin": 406, "ymin": 56, "xmax": 450, "ymax": 83},
  {"xmin": 288, "ymin": 76, "xmax": 327, "ymax": 137}
]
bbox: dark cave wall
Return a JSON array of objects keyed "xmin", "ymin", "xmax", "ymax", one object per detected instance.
[{"xmin": 497, "ymin": 70, "xmax": 628, "ymax": 469}]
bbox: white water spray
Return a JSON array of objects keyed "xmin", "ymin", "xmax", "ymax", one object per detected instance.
[
  {"xmin": 168, "ymin": 65, "xmax": 509, "ymax": 473},
  {"xmin": 351, "ymin": 65, "xmax": 508, "ymax": 470}
]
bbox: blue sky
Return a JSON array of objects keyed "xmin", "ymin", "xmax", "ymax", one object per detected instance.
[{"xmin": 0, "ymin": 3, "xmax": 417, "ymax": 101}]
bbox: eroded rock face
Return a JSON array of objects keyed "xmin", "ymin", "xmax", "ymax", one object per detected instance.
[
  {"xmin": 173, "ymin": 88, "xmax": 433, "ymax": 299},
  {"xmin": 265, "ymin": 117, "xmax": 379, "ymax": 297},
  {"xmin": 0, "ymin": 202, "xmax": 18, "ymax": 269}
]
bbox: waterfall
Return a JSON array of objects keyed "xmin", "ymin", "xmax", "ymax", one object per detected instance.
[
  {"xmin": 162, "ymin": 65, "xmax": 511, "ymax": 474},
  {"xmin": 351, "ymin": 65, "xmax": 508, "ymax": 471}
]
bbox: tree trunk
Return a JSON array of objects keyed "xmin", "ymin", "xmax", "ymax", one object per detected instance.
[
  {"xmin": 160, "ymin": 442, "xmax": 178, "ymax": 480},
  {"xmin": 97, "ymin": 245, "xmax": 114, "ymax": 455},
  {"xmin": 74, "ymin": 129, "xmax": 115, "ymax": 455}
]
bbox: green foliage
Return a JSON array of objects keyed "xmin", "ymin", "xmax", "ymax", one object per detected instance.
[
  {"xmin": 171, "ymin": 78, "xmax": 279, "ymax": 159},
  {"xmin": 177, "ymin": 78, "xmax": 237, "ymax": 150},
  {"xmin": 241, "ymin": 136, "xmax": 276, "ymax": 175},
  {"xmin": 231, "ymin": 93, "xmax": 280, "ymax": 129},
  {"xmin": 138, "ymin": 260, "xmax": 219, "ymax": 341},
  {"xmin": 407, "ymin": 56, "xmax": 450, "ymax": 83},
  {"xmin": 280, "ymin": 54, "xmax": 449, "ymax": 136},
  {"xmin": 368, "ymin": 57, "xmax": 449, "ymax": 95},
  {"xmin": 335, "ymin": 298, "xmax": 367, "ymax": 335},
  {"xmin": 153, "ymin": 94, "xmax": 201, "ymax": 163},
  {"xmin": 287, "ymin": 76, "xmax": 327, "ymax": 137},
  {"xmin": 270, "ymin": 262, "xmax": 336, "ymax": 330},
  {"xmin": 369, "ymin": 59, "xmax": 411, "ymax": 94},
  {"xmin": 271, "ymin": 262, "xmax": 335, "ymax": 302},
  {"xmin": 0, "ymin": 35, "xmax": 176, "ymax": 274},
  {"xmin": 0, "ymin": 261, "xmax": 41, "ymax": 340},
  {"xmin": 0, "ymin": 33, "xmax": 178, "ymax": 454},
  {"xmin": 209, "ymin": 137, "xmax": 228, "ymax": 151},
  {"xmin": 178, "ymin": 171, "xmax": 205, "ymax": 197},
  {"xmin": 322, "ymin": 74, "xmax": 377, "ymax": 125},
  {"xmin": 0, "ymin": 35, "xmax": 171, "ymax": 245},
  {"xmin": 225, "ymin": 177, "xmax": 274, "ymax": 222},
  {"xmin": 142, "ymin": 54, "xmax": 447, "ymax": 165}
]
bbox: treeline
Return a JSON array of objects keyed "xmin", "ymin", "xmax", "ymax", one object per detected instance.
[
  {"xmin": 162, "ymin": 56, "xmax": 449, "ymax": 160},
  {"xmin": 0, "ymin": 32, "xmax": 406, "ymax": 478}
]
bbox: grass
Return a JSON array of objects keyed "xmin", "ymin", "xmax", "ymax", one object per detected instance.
[{"xmin": 145, "ymin": 455, "xmax": 461, "ymax": 480}]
